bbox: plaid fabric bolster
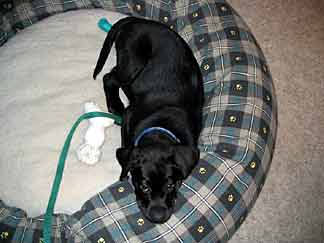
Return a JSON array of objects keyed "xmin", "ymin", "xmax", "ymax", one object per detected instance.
[{"xmin": 0, "ymin": 0, "xmax": 277, "ymax": 242}]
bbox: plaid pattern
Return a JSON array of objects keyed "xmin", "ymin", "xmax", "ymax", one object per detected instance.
[{"xmin": 0, "ymin": 0, "xmax": 277, "ymax": 242}]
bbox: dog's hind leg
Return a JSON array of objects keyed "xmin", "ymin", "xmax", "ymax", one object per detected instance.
[
  {"xmin": 115, "ymin": 35, "xmax": 152, "ymax": 85},
  {"xmin": 103, "ymin": 67, "xmax": 125, "ymax": 116}
]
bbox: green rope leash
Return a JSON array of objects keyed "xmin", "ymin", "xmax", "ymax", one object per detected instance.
[{"xmin": 43, "ymin": 111, "xmax": 122, "ymax": 243}]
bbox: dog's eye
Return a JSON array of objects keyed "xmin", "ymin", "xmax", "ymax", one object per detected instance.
[
  {"xmin": 140, "ymin": 184, "xmax": 151, "ymax": 194},
  {"xmin": 167, "ymin": 184, "xmax": 175, "ymax": 191}
]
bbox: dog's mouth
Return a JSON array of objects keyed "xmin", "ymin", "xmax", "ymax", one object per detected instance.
[
  {"xmin": 137, "ymin": 199, "xmax": 175, "ymax": 224},
  {"xmin": 139, "ymin": 204, "xmax": 173, "ymax": 224}
]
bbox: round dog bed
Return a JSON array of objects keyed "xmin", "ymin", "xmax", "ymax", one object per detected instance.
[{"xmin": 0, "ymin": 0, "xmax": 277, "ymax": 242}]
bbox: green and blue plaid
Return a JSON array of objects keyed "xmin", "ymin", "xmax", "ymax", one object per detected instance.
[{"xmin": 0, "ymin": 0, "xmax": 277, "ymax": 242}]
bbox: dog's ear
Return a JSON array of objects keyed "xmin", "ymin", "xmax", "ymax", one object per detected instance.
[
  {"xmin": 116, "ymin": 147, "xmax": 133, "ymax": 180},
  {"xmin": 173, "ymin": 146, "xmax": 200, "ymax": 179}
]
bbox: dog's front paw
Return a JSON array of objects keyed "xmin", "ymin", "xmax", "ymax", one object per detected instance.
[{"xmin": 77, "ymin": 143, "xmax": 101, "ymax": 165}]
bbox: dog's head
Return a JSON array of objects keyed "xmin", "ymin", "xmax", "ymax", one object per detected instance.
[{"xmin": 116, "ymin": 145, "xmax": 199, "ymax": 223}]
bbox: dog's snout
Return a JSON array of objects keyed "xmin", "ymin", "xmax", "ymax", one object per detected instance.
[{"xmin": 149, "ymin": 206, "xmax": 169, "ymax": 223}]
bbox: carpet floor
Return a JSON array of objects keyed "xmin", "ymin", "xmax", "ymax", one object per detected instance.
[{"xmin": 228, "ymin": 1, "xmax": 324, "ymax": 242}]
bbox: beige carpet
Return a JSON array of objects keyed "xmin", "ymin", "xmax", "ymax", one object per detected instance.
[{"xmin": 227, "ymin": 1, "xmax": 324, "ymax": 242}]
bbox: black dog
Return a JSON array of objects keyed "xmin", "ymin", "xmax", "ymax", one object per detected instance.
[{"xmin": 93, "ymin": 17, "xmax": 204, "ymax": 223}]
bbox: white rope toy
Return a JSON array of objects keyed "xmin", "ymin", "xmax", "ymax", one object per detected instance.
[{"xmin": 77, "ymin": 102, "xmax": 114, "ymax": 165}]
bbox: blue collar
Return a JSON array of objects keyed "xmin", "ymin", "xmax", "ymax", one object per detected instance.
[{"xmin": 134, "ymin": 127, "xmax": 181, "ymax": 146}]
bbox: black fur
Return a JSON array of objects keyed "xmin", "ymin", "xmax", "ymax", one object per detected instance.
[{"xmin": 94, "ymin": 17, "xmax": 204, "ymax": 223}]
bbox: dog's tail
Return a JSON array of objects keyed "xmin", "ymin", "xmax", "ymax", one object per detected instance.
[{"xmin": 93, "ymin": 17, "xmax": 137, "ymax": 80}]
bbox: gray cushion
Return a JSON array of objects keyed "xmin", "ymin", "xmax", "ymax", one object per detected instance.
[{"xmin": 0, "ymin": 9, "xmax": 128, "ymax": 217}]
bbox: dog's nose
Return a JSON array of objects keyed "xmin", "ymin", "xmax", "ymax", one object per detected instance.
[{"xmin": 149, "ymin": 206, "xmax": 168, "ymax": 223}]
